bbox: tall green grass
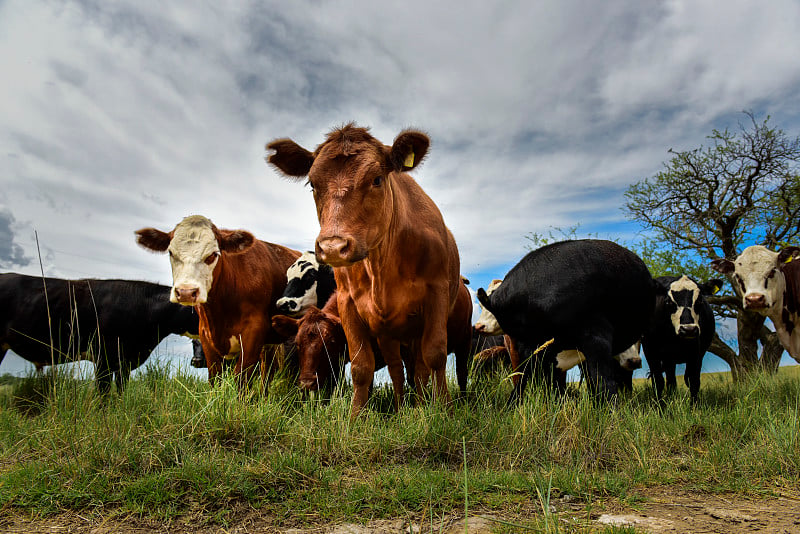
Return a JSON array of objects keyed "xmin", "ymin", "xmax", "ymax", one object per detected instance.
[{"xmin": 0, "ymin": 361, "xmax": 798, "ymax": 530}]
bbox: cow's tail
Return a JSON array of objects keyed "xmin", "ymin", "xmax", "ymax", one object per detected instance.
[{"xmin": 476, "ymin": 287, "xmax": 493, "ymax": 312}]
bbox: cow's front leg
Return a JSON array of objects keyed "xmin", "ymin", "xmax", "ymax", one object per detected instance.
[
  {"xmin": 201, "ymin": 336, "xmax": 226, "ymax": 386},
  {"xmin": 340, "ymin": 298, "xmax": 375, "ymax": 418},
  {"xmin": 378, "ymin": 338, "xmax": 405, "ymax": 412},
  {"xmin": 664, "ymin": 363, "xmax": 677, "ymax": 395},
  {"xmin": 421, "ymin": 293, "xmax": 451, "ymax": 406},
  {"xmin": 233, "ymin": 326, "xmax": 268, "ymax": 392},
  {"xmin": 684, "ymin": 358, "xmax": 702, "ymax": 404}
]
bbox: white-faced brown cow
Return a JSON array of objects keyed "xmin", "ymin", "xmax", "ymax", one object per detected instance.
[
  {"xmin": 135, "ymin": 215, "xmax": 301, "ymax": 389},
  {"xmin": 711, "ymin": 245, "xmax": 800, "ymax": 362},
  {"xmin": 267, "ymin": 123, "xmax": 466, "ymax": 417}
]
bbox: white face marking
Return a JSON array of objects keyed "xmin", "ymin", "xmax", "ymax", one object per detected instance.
[
  {"xmin": 555, "ymin": 350, "xmax": 584, "ymax": 371},
  {"xmin": 167, "ymin": 216, "xmax": 220, "ymax": 305},
  {"xmin": 475, "ymin": 279, "xmax": 504, "ymax": 335},
  {"xmin": 613, "ymin": 342, "xmax": 642, "ymax": 371},
  {"xmin": 732, "ymin": 246, "xmax": 785, "ymax": 314},
  {"xmin": 276, "ymin": 251, "xmax": 320, "ymax": 315},
  {"xmin": 668, "ymin": 276, "xmax": 700, "ymax": 335}
]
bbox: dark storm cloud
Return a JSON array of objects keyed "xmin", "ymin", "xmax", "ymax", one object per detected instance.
[{"xmin": 0, "ymin": 210, "xmax": 32, "ymax": 267}]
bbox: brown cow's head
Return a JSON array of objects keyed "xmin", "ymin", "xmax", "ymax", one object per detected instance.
[
  {"xmin": 272, "ymin": 306, "xmax": 346, "ymax": 391},
  {"xmin": 267, "ymin": 123, "xmax": 429, "ymax": 266},
  {"xmin": 135, "ymin": 215, "xmax": 255, "ymax": 305}
]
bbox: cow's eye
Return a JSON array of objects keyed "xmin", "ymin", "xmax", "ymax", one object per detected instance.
[
  {"xmin": 735, "ymin": 274, "xmax": 745, "ymax": 289},
  {"xmin": 372, "ymin": 175, "xmax": 383, "ymax": 187},
  {"xmin": 204, "ymin": 252, "xmax": 219, "ymax": 265}
]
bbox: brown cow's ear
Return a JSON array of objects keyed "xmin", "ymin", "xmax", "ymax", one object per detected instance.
[
  {"xmin": 266, "ymin": 139, "xmax": 315, "ymax": 179},
  {"xmin": 778, "ymin": 246, "xmax": 800, "ymax": 265},
  {"xmin": 272, "ymin": 315, "xmax": 300, "ymax": 338},
  {"xmin": 135, "ymin": 228, "xmax": 172, "ymax": 252},
  {"xmin": 218, "ymin": 230, "xmax": 255, "ymax": 254},
  {"xmin": 710, "ymin": 258, "xmax": 735, "ymax": 274},
  {"xmin": 389, "ymin": 130, "xmax": 430, "ymax": 172}
]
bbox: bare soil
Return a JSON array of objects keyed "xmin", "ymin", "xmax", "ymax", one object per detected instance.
[{"xmin": 2, "ymin": 487, "xmax": 799, "ymax": 533}]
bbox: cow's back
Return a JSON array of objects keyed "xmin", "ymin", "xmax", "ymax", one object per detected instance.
[
  {"xmin": 203, "ymin": 240, "xmax": 300, "ymax": 345},
  {"xmin": 0, "ymin": 274, "xmax": 189, "ymax": 367},
  {"xmin": 490, "ymin": 240, "xmax": 654, "ymax": 354}
]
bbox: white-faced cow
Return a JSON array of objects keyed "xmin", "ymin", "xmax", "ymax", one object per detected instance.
[
  {"xmin": 476, "ymin": 240, "xmax": 654, "ymax": 403},
  {"xmin": 711, "ymin": 245, "xmax": 800, "ymax": 362},
  {"xmin": 642, "ymin": 275, "xmax": 721, "ymax": 403},
  {"xmin": 0, "ymin": 273, "xmax": 199, "ymax": 394},
  {"xmin": 276, "ymin": 251, "xmax": 337, "ymax": 316},
  {"xmin": 135, "ymin": 215, "xmax": 301, "ymax": 389},
  {"xmin": 267, "ymin": 124, "xmax": 467, "ymax": 417}
]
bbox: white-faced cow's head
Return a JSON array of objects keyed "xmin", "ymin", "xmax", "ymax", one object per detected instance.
[
  {"xmin": 474, "ymin": 279, "xmax": 504, "ymax": 336},
  {"xmin": 267, "ymin": 123, "xmax": 430, "ymax": 267},
  {"xmin": 711, "ymin": 245, "xmax": 800, "ymax": 315},
  {"xmin": 654, "ymin": 275, "xmax": 722, "ymax": 338},
  {"xmin": 135, "ymin": 215, "xmax": 255, "ymax": 306},
  {"xmin": 276, "ymin": 251, "xmax": 333, "ymax": 316}
]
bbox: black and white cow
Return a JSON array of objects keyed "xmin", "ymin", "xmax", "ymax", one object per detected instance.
[
  {"xmin": 275, "ymin": 251, "xmax": 336, "ymax": 316},
  {"xmin": 642, "ymin": 275, "xmax": 721, "ymax": 403},
  {"xmin": 0, "ymin": 273, "xmax": 199, "ymax": 394},
  {"xmin": 474, "ymin": 276, "xmax": 643, "ymax": 392},
  {"xmin": 476, "ymin": 240, "xmax": 654, "ymax": 402},
  {"xmin": 711, "ymin": 245, "xmax": 800, "ymax": 362}
]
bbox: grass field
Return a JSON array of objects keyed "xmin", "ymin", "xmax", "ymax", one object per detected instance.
[{"xmin": 0, "ymin": 361, "xmax": 798, "ymax": 532}]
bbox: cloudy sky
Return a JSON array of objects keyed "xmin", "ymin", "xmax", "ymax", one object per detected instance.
[{"xmin": 2, "ymin": 0, "xmax": 800, "ymax": 377}]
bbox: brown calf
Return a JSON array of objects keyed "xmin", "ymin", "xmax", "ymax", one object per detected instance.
[
  {"xmin": 268, "ymin": 125, "xmax": 464, "ymax": 416},
  {"xmin": 272, "ymin": 293, "xmax": 347, "ymax": 393}
]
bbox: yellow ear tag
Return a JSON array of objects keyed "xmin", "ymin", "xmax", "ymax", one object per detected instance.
[
  {"xmin": 785, "ymin": 255, "xmax": 794, "ymax": 264},
  {"xmin": 403, "ymin": 151, "xmax": 415, "ymax": 168},
  {"xmin": 712, "ymin": 284, "xmax": 721, "ymax": 294}
]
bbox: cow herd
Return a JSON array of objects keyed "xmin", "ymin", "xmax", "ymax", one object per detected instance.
[{"xmin": 2, "ymin": 123, "xmax": 800, "ymax": 418}]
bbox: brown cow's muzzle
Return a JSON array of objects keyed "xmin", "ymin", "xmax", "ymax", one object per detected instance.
[
  {"xmin": 174, "ymin": 286, "xmax": 200, "ymax": 305},
  {"xmin": 315, "ymin": 236, "xmax": 364, "ymax": 266},
  {"xmin": 299, "ymin": 374, "xmax": 319, "ymax": 391}
]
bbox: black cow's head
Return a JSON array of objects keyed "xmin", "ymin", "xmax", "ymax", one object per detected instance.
[
  {"xmin": 655, "ymin": 275, "xmax": 721, "ymax": 338},
  {"xmin": 276, "ymin": 251, "xmax": 335, "ymax": 316}
]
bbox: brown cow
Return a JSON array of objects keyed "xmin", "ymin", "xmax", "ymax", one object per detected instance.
[
  {"xmin": 135, "ymin": 215, "xmax": 301, "ymax": 389},
  {"xmin": 268, "ymin": 124, "xmax": 464, "ymax": 416},
  {"xmin": 272, "ymin": 292, "xmax": 348, "ymax": 393},
  {"xmin": 273, "ymin": 278, "xmax": 473, "ymax": 397}
]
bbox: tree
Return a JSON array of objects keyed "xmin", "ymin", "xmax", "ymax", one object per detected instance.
[{"xmin": 625, "ymin": 111, "xmax": 800, "ymax": 379}]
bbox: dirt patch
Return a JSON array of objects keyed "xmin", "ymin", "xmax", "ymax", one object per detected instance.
[
  {"xmin": 2, "ymin": 488, "xmax": 800, "ymax": 533},
  {"xmin": 591, "ymin": 487, "xmax": 800, "ymax": 533}
]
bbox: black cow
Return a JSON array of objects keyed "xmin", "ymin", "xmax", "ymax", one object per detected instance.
[
  {"xmin": 275, "ymin": 251, "xmax": 336, "ymax": 316},
  {"xmin": 0, "ymin": 273, "xmax": 199, "ymax": 394},
  {"xmin": 476, "ymin": 239, "xmax": 655, "ymax": 403},
  {"xmin": 642, "ymin": 275, "xmax": 720, "ymax": 403}
]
